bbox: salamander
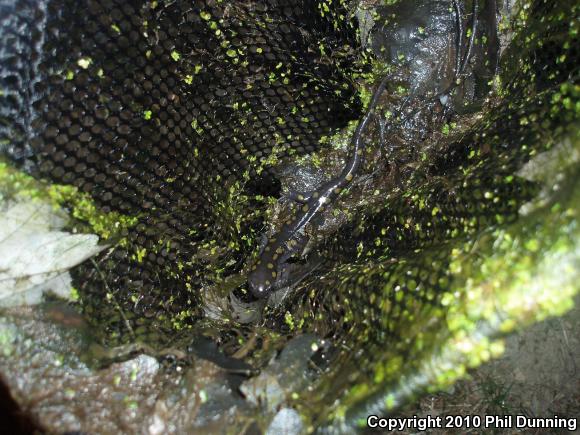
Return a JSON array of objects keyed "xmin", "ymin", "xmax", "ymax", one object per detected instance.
[{"xmin": 247, "ymin": 76, "xmax": 389, "ymax": 298}]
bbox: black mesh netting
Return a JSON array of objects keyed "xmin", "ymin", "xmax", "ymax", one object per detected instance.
[
  {"xmin": 1, "ymin": 0, "xmax": 366, "ymax": 337},
  {"xmin": 0, "ymin": 0, "xmax": 579, "ymax": 432}
]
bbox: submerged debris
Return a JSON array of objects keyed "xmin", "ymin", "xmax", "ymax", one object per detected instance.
[{"xmin": 0, "ymin": 198, "xmax": 104, "ymax": 307}]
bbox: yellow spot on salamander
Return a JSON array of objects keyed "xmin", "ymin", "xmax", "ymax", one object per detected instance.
[
  {"xmin": 267, "ymin": 263, "xmax": 274, "ymax": 269},
  {"xmin": 265, "ymin": 246, "xmax": 270, "ymax": 252},
  {"xmin": 345, "ymin": 174, "xmax": 353, "ymax": 181},
  {"xmin": 302, "ymin": 204, "xmax": 309, "ymax": 212},
  {"xmin": 272, "ymin": 271, "xmax": 277, "ymax": 278},
  {"xmin": 265, "ymin": 280, "xmax": 271, "ymax": 286},
  {"xmin": 273, "ymin": 254, "xmax": 279, "ymax": 260},
  {"xmin": 297, "ymin": 194, "xmax": 304, "ymax": 201},
  {"xmin": 276, "ymin": 247, "xmax": 283, "ymax": 254}
]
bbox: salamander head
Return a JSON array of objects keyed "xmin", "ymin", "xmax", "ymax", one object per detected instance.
[{"xmin": 247, "ymin": 263, "xmax": 275, "ymax": 299}]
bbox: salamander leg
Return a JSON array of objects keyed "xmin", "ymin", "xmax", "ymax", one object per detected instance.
[
  {"xmin": 279, "ymin": 256, "xmax": 323, "ymax": 290},
  {"xmin": 256, "ymin": 232, "xmax": 270, "ymax": 252},
  {"xmin": 257, "ymin": 255, "xmax": 323, "ymax": 305},
  {"xmin": 282, "ymin": 234, "xmax": 309, "ymax": 262}
]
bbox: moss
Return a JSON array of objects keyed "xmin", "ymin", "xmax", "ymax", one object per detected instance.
[
  {"xmin": 0, "ymin": 160, "xmax": 138, "ymax": 242},
  {"xmin": 0, "ymin": 325, "xmax": 16, "ymax": 357},
  {"xmin": 70, "ymin": 287, "xmax": 80, "ymax": 301}
]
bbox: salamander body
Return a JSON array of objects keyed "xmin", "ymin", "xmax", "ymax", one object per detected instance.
[{"xmin": 248, "ymin": 77, "xmax": 389, "ymax": 298}]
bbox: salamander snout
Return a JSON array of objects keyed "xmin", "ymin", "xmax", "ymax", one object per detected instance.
[{"xmin": 247, "ymin": 267, "xmax": 275, "ymax": 299}]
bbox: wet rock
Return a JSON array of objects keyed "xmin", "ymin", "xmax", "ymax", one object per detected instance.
[
  {"xmin": 148, "ymin": 358, "xmax": 250, "ymax": 434},
  {"xmin": 371, "ymin": 0, "xmax": 456, "ymax": 96},
  {"xmin": 1, "ymin": 304, "xmax": 255, "ymax": 434},
  {"xmin": 241, "ymin": 334, "xmax": 321, "ymax": 411},
  {"xmin": 266, "ymin": 408, "xmax": 303, "ymax": 435},
  {"xmin": 0, "ymin": 306, "xmax": 164, "ymax": 433}
]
